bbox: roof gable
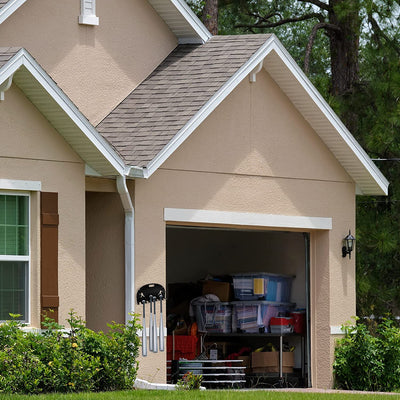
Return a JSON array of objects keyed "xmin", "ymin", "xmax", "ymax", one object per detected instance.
[
  {"xmin": 97, "ymin": 34, "xmax": 388, "ymax": 195},
  {"xmin": 0, "ymin": 47, "xmax": 125, "ymax": 176}
]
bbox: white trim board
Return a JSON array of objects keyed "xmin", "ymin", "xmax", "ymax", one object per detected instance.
[
  {"xmin": 331, "ymin": 326, "xmax": 346, "ymax": 335},
  {"xmin": 0, "ymin": 0, "xmax": 27, "ymax": 25},
  {"xmin": 0, "ymin": 179, "xmax": 41, "ymax": 191},
  {"xmin": 164, "ymin": 208, "xmax": 332, "ymax": 231}
]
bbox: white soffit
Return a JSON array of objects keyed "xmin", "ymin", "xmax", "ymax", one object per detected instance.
[
  {"xmin": 0, "ymin": 0, "xmax": 27, "ymax": 25},
  {"xmin": 147, "ymin": 0, "xmax": 211, "ymax": 44},
  {"xmin": 0, "ymin": 49, "xmax": 126, "ymax": 176},
  {"xmin": 164, "ymin": 208, "xmax": 333, "ymax": 230}
]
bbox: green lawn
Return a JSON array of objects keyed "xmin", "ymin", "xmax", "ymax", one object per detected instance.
[{"xmin": 1, "ymin": 391, "xmax": 400, "ymax": 400}]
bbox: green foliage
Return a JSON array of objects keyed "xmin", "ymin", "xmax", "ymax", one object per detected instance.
[
  {"xmin": 334, "ymin": 318, "xmax": 400, "ymax": 391},
  {"xmin": 176, "ymin": 372, "xmax": 203, "ymax": 390},
  {"xmin": 0, "ymin": 311, "xmax": 140, "ymax": 394},
  {"xmin": 186, "ymin": 0, "xmax": 400, "ymax": 317}
]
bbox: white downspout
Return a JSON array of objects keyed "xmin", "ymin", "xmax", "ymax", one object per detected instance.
[{"xmin": 116, "ymin": 176, "xmax": 135, "ymax": 323}]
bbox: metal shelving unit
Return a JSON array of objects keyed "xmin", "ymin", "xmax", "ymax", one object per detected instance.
[{"xmin": 176, "ymin": 359, "xmax": 246, "ymax": 388}]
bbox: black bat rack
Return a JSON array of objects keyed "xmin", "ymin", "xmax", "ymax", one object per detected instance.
[
  {"xmin": 137, "ymin": 283, "xmax": 166, "ymax": 357},
  {"xmin": 136, "ymin": 283, "xmax": 166, "ymax": 304}
]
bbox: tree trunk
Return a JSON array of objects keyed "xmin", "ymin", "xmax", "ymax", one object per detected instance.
[
  {"xmin": 202, "ymin": 0, "xmax": 219, "ymax": 35},
  {"xmin": 328, "ymin": 0, "xmax": 361, "ymax": 96}
]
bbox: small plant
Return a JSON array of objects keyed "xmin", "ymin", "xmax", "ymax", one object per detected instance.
[{"xmin": 176, "ymin": 371, "xmax": 203, "ymax": 390}]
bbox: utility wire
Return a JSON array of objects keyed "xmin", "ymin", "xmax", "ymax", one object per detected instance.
[{"xmin": 372, "ymin": 158, "xmax": 400, "ymax": 161}]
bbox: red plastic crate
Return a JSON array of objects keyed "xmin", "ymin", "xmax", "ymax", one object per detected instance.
[{"xmin": 167, "ymin": 335, "xmax": 198, "ymax": 360}]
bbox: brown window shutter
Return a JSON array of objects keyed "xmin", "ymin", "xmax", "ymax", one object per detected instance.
[{"xmin": 40, "ymin": 192, "xmax": 59, "ymax": 326}]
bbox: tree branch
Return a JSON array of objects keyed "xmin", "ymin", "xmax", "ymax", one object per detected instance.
[
  {"xmin": 368, "ymin": 13, "xmax": 400, "ymax": 56},
  {"xmin": 235, "ymin": 12, "xmax": 325, "ymax": 30},
  {"xmin": 305, "ymin": 22, "xmax": 341, "ymax": 73},
  {"xmin": 297, "ymin": 0, "xmax": 331, "ymax": 12}
]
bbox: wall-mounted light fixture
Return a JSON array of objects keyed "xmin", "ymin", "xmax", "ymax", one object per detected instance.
[{"xmin": 342, "ymin": 230, "xmax": 355, "ymax": 259}]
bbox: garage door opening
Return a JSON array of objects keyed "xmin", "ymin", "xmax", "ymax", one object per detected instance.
[{"xmin": 166, "ymin": 225, "xmax": 310, "ymax": 388}]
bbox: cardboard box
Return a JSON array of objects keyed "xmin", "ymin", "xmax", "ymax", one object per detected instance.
[
  {"xmin": 202, "ymin": 280, "xmax": 232, "ymax": 302},
  {"xmin": 238, "ymin": 355, "xmax": 251, "ymax": 371},
  {"xmin": 251, "ymin": 351, "xmax": 294, "ymax": 373}
]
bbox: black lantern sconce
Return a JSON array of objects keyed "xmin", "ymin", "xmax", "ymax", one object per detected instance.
[{"xmin": 342, "ymin": 230, "xmax": 356, "ymax": 259}]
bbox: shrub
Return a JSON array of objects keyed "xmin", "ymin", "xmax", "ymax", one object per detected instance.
[
  {"xmin": 0, "ymin": 311, "xmax": 140, "ymax": 394},
  {"xmin": 334, "ymin": 317, "xmax": 400, "ymax": 392}
]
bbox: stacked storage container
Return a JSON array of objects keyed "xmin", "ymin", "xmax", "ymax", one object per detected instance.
[
  {"xmin": 193, "ymin": 301, "xmax": 232, "ymax": 333},
  {"xmin": 231, "ymin": 273, "xmax": 294, "ymax": 333}
]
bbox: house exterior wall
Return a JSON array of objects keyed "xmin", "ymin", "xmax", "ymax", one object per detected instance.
[
  {"xmin": 85, "ymin": 189, "xmax": 125, "ymax": 331},
  {"xmin": 0, "ymin": 84, "xmax": 86, "ymax": 327},
  {"xmin": 0, "ymin": 0, "xmax": 177, "ymax": 125},
  {"xmin": 133, "ymin": 70, "xmax": 356, "ymax": 388}
]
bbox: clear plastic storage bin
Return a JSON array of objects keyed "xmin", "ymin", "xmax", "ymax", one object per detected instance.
[
  {"xmin": 232, "ymin": 301, "xmax": 294, "ymax": 333},
  {"xmin": 193, "ymin": 301, "xmax": 232, "ymax": 333},
  {"xmin": 232, "ymin": 273, "xmax": 293, "ymax": 302},
  {"xmin": 261, "ymin": 273, "xmax": 293, "ymax": 303},
  {"xmin": 232, "ymin": 274, "xmax": 265, "ymax": 301}
]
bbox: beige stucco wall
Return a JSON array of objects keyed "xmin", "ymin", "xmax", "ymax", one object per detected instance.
[
  {"xmin": 0, "ymin": 84, "xmax": 86, "ymax": 327},
  {"xmin": 133, "ymin": 69, "xmax": 356, "ymax": 387},
  {"xmin": 0, "ymin": 0, "xmax": 177, "ymax": 125},
  {"xmin": 85, "ymin": 190, "xmax": 125, "ymax": 331}
]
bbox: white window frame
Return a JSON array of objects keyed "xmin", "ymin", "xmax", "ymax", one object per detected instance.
[
  {"xmin": 78, "ymin": 0, "xmax": 99, "ymax": 26},
  {"xmin": 0, "ymin": 191, "xmax": 30, "ymax": 324}
]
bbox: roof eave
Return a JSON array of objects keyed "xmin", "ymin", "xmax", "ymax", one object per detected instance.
[
  {"xmin": 148, "ymin": 0, "xmax": 211, "ymax": 44},
  {"xmin": 0, "ymin": 0, "xmax": 27, "ymax": 25},
  {"xmin": 0, "ymin": 48, "xmax": 126, "ymax": 177}
]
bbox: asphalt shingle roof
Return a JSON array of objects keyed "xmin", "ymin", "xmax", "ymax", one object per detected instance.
[
  {"xmin": 0, "ymin": 1, "xmax": 9, "ymax": 10},
  {"xmin": 97, "ymin": 34, "xmax": 271, "ymax": 167},
  {"xmin": 0, "ymin": 47, "xmax": 20, "ymax": 67}
]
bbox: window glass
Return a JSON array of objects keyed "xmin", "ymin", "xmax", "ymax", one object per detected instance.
[
  {"xmin": 0, "ymin": 195, "xmax": 29, "ymax": 256},
  {"xmin": 0, "ymin": 261, "xmax": 27, "ymax": 321},
  {"xmin": 0, "ymin": 195, "xmax": 29, "ymax": 321}
]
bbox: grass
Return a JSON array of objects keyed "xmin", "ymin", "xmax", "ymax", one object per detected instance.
[{"xmin": 0, "ymin": 391, "xmax": 399, "ymax": 400}]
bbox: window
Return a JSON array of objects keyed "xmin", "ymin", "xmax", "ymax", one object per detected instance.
[
  {"xmin": 0, "ymin": 194, "xmax": 29, "ymax": 321},
  {"xmin": 78, "ymin": 0, "xmax": 99, "ymax": 26}
]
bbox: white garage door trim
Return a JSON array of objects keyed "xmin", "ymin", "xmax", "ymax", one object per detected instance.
[{"xmin": 164, "ymin": 208, "xmax": 332, "ymax": 230}]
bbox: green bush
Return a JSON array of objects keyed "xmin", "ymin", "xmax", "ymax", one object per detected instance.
[
  {"xmin": 334, "ymin": 318, "xmax": 400, "ymax": 392},
  {"xmin": 0, "ymin": 311, "xmax": 140, "ymax": 394}
]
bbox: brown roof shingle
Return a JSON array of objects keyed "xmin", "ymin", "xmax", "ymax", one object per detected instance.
[
  {"xmin": 97, "ymin": 34, "xmax": 271, "ymax": 167},
  {"xmin": 0, "ymin": 47, "xmax": 21, "ymax": 67}
]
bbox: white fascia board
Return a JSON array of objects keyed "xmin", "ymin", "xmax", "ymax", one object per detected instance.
[
  {"xmin": 270, "ymin": 39, "xmax": 389, "ymax": 196},
  {"xmin": 0, "ymin": 0, "xmax": 27, "ymax": 25},
  {"xmin": 164, "ymin": 208, "xmax": 333, "ymax": 231},
  {"xmin": 144, "ymin": 35, "xmax": 276, "ymax": 178},
  {"xmin": 170, "ymin": 0, "xmax": 211, "ymax": 44},
  {"xmin": 0, "ymin": 49, "xmax": 126, "ymax": 176},
  {"xmin": 0, "ymin": 178, "xmax": 41, "ymax": 191}
]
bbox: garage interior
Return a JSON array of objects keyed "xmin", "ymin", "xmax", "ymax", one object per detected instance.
[{"xmin": 166, "ymin": 225, "xmax": 311, "ymax": 388}]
